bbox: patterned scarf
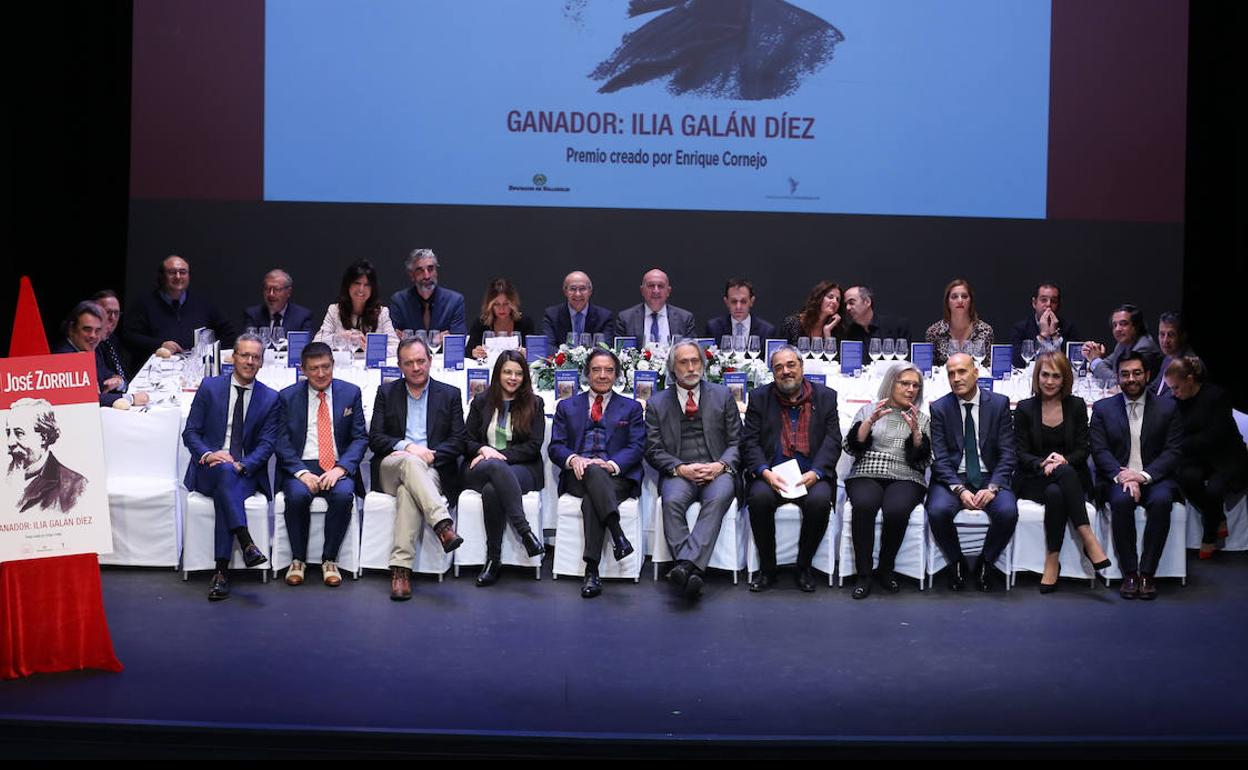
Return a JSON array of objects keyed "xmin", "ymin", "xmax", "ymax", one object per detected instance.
[{"xmin": 773, "ymin": 378, "xmax": 813, "ymax": 457}]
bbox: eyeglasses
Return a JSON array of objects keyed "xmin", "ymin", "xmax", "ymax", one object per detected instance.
[
  {"xmin": 164, "ymin": 269, "xmax": 189, "ymax": 276},
  {"xmin": 234, "ymin": 352, "xmax": 261, "ymax": 361}
]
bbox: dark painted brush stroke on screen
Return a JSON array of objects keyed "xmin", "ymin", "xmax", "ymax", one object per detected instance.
[{"xmin": 591, "ymin": 0, "xmax": 844, "ymax": 100}]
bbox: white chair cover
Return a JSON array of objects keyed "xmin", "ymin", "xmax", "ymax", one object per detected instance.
[
  {"xmin": 1098, "ymin": 502, "xmax": 1188, "ymax": 582},
  {"xmin": 271, "ymin": 492, "xmax": 362, "ymax": 577},
  {"xmin": 453, "ymin": 489, "xmax": 543, "ymax": 577},
  {"xmin": 552, "ymin": 495, "xmax": 642, "ymax": 580},
  {"xmin": 838, "ymin": 501, "xmax": 928, "ymax": 588},
  {"xmin": 358, "ymin": 491, "xmax": 454, "ymax": 578},
  {"xmin": 1009, "ymin": 500, "xmax": 1097, "ymax": 586},
  {"xmin": 744, "ymin": 500, "xmax": 838, "ymax": 586},
  {"xmin": 924, "ymin": 509, "xmax": 1014, "ymax": 588},
  {"xmin": 181, "ymin": 491, "xmax": 271, "ymax": 577},
  {"xmin": 651, "ymin": 499, "xmax": 747, "ymax": 582},
  {"xmin": 99, "ymin": 407, "xmax": 183, "ymax": 567}
]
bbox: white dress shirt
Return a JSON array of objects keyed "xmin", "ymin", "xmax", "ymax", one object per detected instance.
[
  {"xmin": 217, "ymin": 375, "xmax": 254, "ymax": 453},
  {"xmin": 299, "ymin": 384, "xmax": 336, "ymax": 466},
  {"xmin": 642, "ymin": 306, "xmax": 670, "ymax": 344}
]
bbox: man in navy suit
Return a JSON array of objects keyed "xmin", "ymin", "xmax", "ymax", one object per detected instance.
[
  {"xmin": 242, "ymin": 269, "xmax": 315, "ymax": 335},
  {"xmin": 1008, "ymin": 282, "xmax": 1080, "ymax": 367},
  {"xmin": 1089, "ymin": 352, "xmax": 1184, "ymax": 599},
  {"xmin": 704, "ymin": 277, "xmax": 777, "ymax": 344},
  {"xmin": 182, "ymin": 333, "xmax": 281, "ymax": 601},
  {"xmin": 541, "ymin": 270, "xmax": 615, "ymax": 348},
  {"xmin": 615, "ymin": 268, "xmax": 697, "ymax": 345},
  {"xmin": 53, "ymin": 300, "xmax": 150, "ymax": 407},
  {"xmin": 275, "ymin": 342, "xmax": 367, "ymax": 587},
  {"xmin": 368, "ymin": 336, "xmax": 467, "ymax": 600},
  {"xmin": 388, "ymin": 248, "xmax": 467, "ymax": 335},
  {"xmin": 548, "ymin": 347, "xmax": 646, "ymax": 598},
  {"xmin": 927, "ymin": 353, "xmax": 1018, "ymax": 591}
]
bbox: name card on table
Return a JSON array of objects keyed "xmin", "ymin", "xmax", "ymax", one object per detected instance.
[
  {"xmin": 977, "ymin": 376, "xmax": 994, "ymax": 393},
  {"xmin": 804, "ymin": 373, "xmax": 827, "ymax": 388},
  {"xmin": 221, "ymin": 363, "xmax": 234, "ymax": 377},
  {"xmin": 1066, "ymin": 342, "xmax": 1085, "ymax": 368},
  {"xmin": 840, "ymin": 341, "xmax": 864, "ymax": 374},
  {"xmin": 910, "ymin": 342, "xmax": 935, "ymax": 374},
  {"xmin": 633, "ymin": 369, "xmax": 659, "ymax": 402},
  {"xmin": 380, "ymin": 366, "xmax": 402, "ymax": 384},
  {"xmin": 723, "ymin": 371, "xmax": 747, "ymax": 406},
  {"xmin": 294, "ymin": 364, "xmax": 304, "ymax": 383},
  {"xmin": 467, "ymin": 368, "xmax": 489, "ymax": 400},
  {"xmin": 286, "ymin": 331, "xmax": 310, "ymax": 367},
  {"xmin": 614, "ymin": 336, "xmax": 638, "ymax": 352},
  {"xmin": 555, "ymin": 370, "xmax": 580, "ymax": 401},
  {"xmin": 365, "ymin": 333, "xmax": 388, "ymax": 368},
  {"xmin": 526, "ymin": 336, "xmax": 548, "ymax": 363},
  {"xmin": 442, "ymin": 334, "xmax": 467, "ymax": 370},
  {"xmin": 765, "ymin": 338, "xmax": 787, "ymax": 365},
  {"xmin": 695, "ymin": 338, "xmax": 715, "ymax": 349},
  {"xmin": 991, "ymin": 345, "xmax": 1013, "ymax": 379}
]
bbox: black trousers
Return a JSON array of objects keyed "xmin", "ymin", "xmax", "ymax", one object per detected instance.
[
  {"xmin": 1107, "ymin": 482, "xmax": 1175, "ymax": 575},
  {"xmin": 746, "ymin": 478, "xmax": 833, "ymax": 573},
  {"xmin": 1017, "ymin": 464, "xmax": 1091, "ymax": 552},
  {"xmin": 846, "ymin": 477, "xmax": 926, "ymax": 576},
  {"xmin": 1177, "ymin": 462, "xmax": 1236, "ymax": 543},
  {"xmin": 462, "ymin": 459, "xmax": 538, "ymax": 560},
  {"xmin": 565, "ymin": 464, "xmax": 636, "ymax": 564}
]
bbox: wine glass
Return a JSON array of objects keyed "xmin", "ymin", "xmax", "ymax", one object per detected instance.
[
  {"xmin": 721, "ymin": 335, "xmax": 733, "ymax": 352},
  {"xmin": 592, "ymin": 333, "xmax": 606, "ymax": 348},
  {"xmin": 797, "ymin": 336, "xmax": 810, "ymax": 357},
  {"xmin": 868, "ymin": 338, "xmax": 883, "ymax": 365},
  {"xmin": 969, "ymin": 340, "xmax": 987, "ymax": 369},
  {"xmin": 578, "ymin": 333, "xmax": 592, "ymax": 348},
  {"xmin": 747, "ymin": 336, "xmax": 761, "ymax": 358},
  {"xmin": 895, "ymin": 338, "xmax": 908, "ymax": 361},
  {"xmin": 566, "ymin": 332, "xmax": 577, "ymax": 346},
  {"xmin": 824, "ymin": 337, "xmax": 838, "ymax": 363},
  {"xmin": 1021, "ymin": 339, "xmax": 1037, "ymax": 366},
  {"xmin": 882, "ymin": 338, "xmax": 896, "ymax": 361}
]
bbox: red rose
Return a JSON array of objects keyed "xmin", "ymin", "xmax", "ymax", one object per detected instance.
[
  {"xmin": 705, "ymin": 349, "xmax": 714, "ymax": 359},
  {"xmin": 555, "ymin": 352, "xmax": 566, "ymax": 365},
  {"xmin": 725, "ymin": 367, "xmax": 736, "ymax": 373},
  {"xmin": 643, "ymin": 350, "xmax": 651, "ymax": 360}
]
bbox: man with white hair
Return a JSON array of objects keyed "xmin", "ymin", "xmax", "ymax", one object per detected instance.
[
  {"xmin": 243, "ymin": 268, "xmax": 314, "ymax": 333},
  {"xmin": 7, "ymin": 398, "xmax": 87, "ymax": 513}
]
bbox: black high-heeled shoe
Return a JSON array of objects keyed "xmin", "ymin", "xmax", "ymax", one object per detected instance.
[
  {"xmin": 1084, "ymin": 549, "xmax": 1111, "ymax": 571},
  {"xmin": 1038, "ymin": 579, "xmax": 1059, "ymax": 594}
]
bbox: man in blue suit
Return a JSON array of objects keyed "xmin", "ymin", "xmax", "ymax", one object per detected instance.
[
  {"xmin": 541, "ymin": 270, "xmax": 615, "ymax": 348},
  {"xmin": 182, "ymin": 333, "xmax": 281, "ymax": 601},
  {"xmin": 703, "ymin": 278, "xmax": 777, "ymax": 344},
  {"xmin": 927, "ymin": 353, "xmax": 1018, "ymax": 591},
  {"xmin": 548, "ymin": 347, "xmax": 647, "ymax": 598},
  {"xmin": 242, "ymin": 269, "xmax": 315, "ymax": 334},
  {"xmin": 1089, "ymin": 352, "xmax": 1184, "ymax": 599},
  {"xmin": 275, "ymin": 342, "xmax": 367, "ymax": 588},
  {"xmin": 53, "ymin": 300, "xmax": 150, "ymax": 407},
  {"xmin": 388, "ymin": 248, "xmax": 467, "ymax": 335}
]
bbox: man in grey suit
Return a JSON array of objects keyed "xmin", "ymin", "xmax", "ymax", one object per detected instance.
[
  {"xmin": 615, "ymin": 268, "xmax": 697, "ymax": 346},
  {"xmin": 645, "ymin": 340, "xmax": 740, "ymax": 600}
]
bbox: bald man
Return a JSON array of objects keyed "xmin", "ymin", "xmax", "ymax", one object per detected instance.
[
  {"xmin": 615, "ymin": 268, "xmax": 697, "ymax": 346},
  {"xmin": 542, "ymin": 271, "xmax": 616, "ymax": 348},
  {"xmin": 123, "ymin": 254, "xmax": 235, "ymax": 360}
]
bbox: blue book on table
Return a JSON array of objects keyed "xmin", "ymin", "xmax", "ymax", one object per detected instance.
[
  {"xmin": 614, "ymin": 336, "xmax": 638, "ymax": 351},
  {"xmin": 804, "ymin": 373, "xmax": 827, "ymax": 388},
  {"xmin": 380, "ymin": 366, "xmax": 402, "ymax": 384},
  {"xmin": 910, "ymin": 342, "xmax": 934, "ymax": 374},
  {"xmin": 467, "ymin": 368, "xmax": 489, "ymax": 400},
  {"xmin": 991, "ymin": 345, "xmax": 1013, "ymax": 379},
  {"xmin": 442, "ymin": 334, "xmax": 467, "ymax": 370},
  {"xmin": 286, "ymin": 331, "xmax": 310, "ymax": 367},
  {"xmin": 840, "ymin": 341, "xmax": 864, "ymax": 374},
  {"xmin": 555, "ymin": 369, "xmax": 580, "ymax": 400},
  {"xmin": 526, "ymin": 336, "xmax": 548, "ymax": 363},
  {"xmin": 365, "ymin": 333, "xmax": 388, "ymax": 368}
]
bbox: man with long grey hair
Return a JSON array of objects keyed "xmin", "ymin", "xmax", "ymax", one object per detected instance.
[{"xmin": 388, "ymin": 248, "xmax": 467, "ymax": 335}]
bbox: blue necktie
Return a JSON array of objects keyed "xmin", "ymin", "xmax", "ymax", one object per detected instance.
[
  {"xmin": 573, "ymin": 311, "xmax": 584, "ymax": 337},
  {"xmin": 963, "ymin": 402, "xmax": 982, "ymax": 489},
  {"xmin": 650, "ymin": 312, "xmax": 660, "ymax": 343}
]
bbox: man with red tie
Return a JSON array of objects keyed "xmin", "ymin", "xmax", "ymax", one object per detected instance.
[{"xmin": 275, "ymin": 341, "xmax": 368, "ymax": 587}]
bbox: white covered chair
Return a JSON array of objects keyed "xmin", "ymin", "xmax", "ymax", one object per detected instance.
[
  {"xmin": 745, "ymin": 501, "xmax": 837, "ymax": 586},
  {"xmin": 358, "ymin": 491, "xmax": 454, "ymax": 579},
  {"xmin": 271, "ymin": 492, "xmax": 362, "ymax": 578},
  {"xmin": 1098, "ymin": 502, "xmax": 1188, "ymax": 584},
  {"xmin": 99, "ymin": 407, "xmax": 183, "ymax": 567},
  {"xmin": 652, "ymin": 498, "xmax": 748, "ymax": 582},
  {"xmin": 838, "ymin": 501, "xmax": 927, "ymax": 588},
  {"xmin": 1184, "ymin": 497, "xmax": 1248, "ymax": 552},
  {"xmin": 453, "ymin": 489, "xmax": 543, "ymax": 578},
  {"xmin": 552, "ymin": 495, "xmax": 643, "ymax": 581},
  {"xmin": 924, "ymin": 509, "xmax": 1015, "ymax": 589},
  {"xmin": 1009, "ymin": 499, "xmax": 1097, "ymax": 587},
  {"xmin": 639, "ymin": 466, "xmax": 661, "ymax": 556},
  {"xmin": 181, "ymin": 491, "xmax": 272, "ymax": 580}
]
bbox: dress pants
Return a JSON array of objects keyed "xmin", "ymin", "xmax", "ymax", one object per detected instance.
[
  {"xmin": 1107, "ymin": 482, "xmax": 1175, "ymax": 575},
  {"xmin": 281, "ymin": 460, "xmax": 356, "ymax": 562},
  {"xmin": 660, "ymin": 473, "xmax": 736, "ymax": 571},
  {"xmin": 1016, "ymin": 464, "xmax": 1090, "ymax": 552},
  {"xmin": 462, "ymin": 459, "xmax": 537, "ymax": 559},
  {"xmin": 379, "ymin": 453, "xmax": 449, "ymax": 569},
  {"xmin": 565, "ymin": 464, "xmax": 636, "ymax": 563},
  {"xmin": 927, "ymin": 479, "xmax": 1019, "ymax": 567},
  {"xmin": 746, "ymin": 478, "xmax": 833, "ymax": 574},
  {"xmin": 194, "ymin": 462, "xmax": 263, "ymax": 561},
  {"xmin": 1177, "ymin": 462, "xmax": 1236, "ymax": 543},
  {"xmin": 846, "ymin": 477, "xmax": 926, "ymax": 577}
]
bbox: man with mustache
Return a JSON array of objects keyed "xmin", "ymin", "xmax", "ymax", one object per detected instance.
[{"xmin": 6, "ymin": 397, "xmax": 87, "ymax": 513}]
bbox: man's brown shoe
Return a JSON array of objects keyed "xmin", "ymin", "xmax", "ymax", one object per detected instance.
[{"xmin": 390, "ymin": 566, "xmax": 412, "ymax": 601}]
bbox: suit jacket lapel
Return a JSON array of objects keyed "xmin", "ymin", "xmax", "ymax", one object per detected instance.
[{"xmin": 293, "ymin": 385, "xmax": 310, "ymax": 447}]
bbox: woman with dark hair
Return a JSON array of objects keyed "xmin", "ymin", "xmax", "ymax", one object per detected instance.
[
  {"xmin": 315, "ymin": 260, "xmax": 398, "ymax": 349},
  {"xmin": 924, "ymin": 278, "xmax": 995, "ymax": 366},
  {"xmin": 468, "ymin": 279, "xmax": 536, "ymax": 359},
  {"xmin": 461, "ymin": 349, "xmax": 547, "ymax": 585},
  {"xmin": 1154, "ymin": 311, "xmax": 1198, "ymax": 396},
  {"xmin": 1165, "ymin": 357, "xmax": 1248, "ymax": 559},
  {"xmin": 779, "ymin": 280, "xmax": 843, "ymax": 344},
  {"xmin": 1014, "ymin": 351, "xmax": 1109, "ymax": 592}
]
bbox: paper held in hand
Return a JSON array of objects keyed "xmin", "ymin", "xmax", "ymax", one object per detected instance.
[{"xmin": 772, "ymin": 458, "xmax": 807, "ymax": 500}]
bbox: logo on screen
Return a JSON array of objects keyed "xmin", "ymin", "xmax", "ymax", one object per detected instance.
[{"xmin": 533, "ymin": 173, "xmax": 547, "ymax": 187}]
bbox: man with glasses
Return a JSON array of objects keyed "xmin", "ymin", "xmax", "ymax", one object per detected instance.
[
  {"xmin": 541, "ymin": 270, "xmax": 615, "ymax": 348},
  {"xmin": 123, "ymin": 254, "xmax": 235, "ymax": 360},
  {"xmin": 243, "ymin": 269, "xmax": 314, "ymax": 335}
]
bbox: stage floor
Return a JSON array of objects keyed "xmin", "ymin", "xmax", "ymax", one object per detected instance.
[{"xmin": 4, "ymin": 552, "xmax": 1248, "ymax": 755}]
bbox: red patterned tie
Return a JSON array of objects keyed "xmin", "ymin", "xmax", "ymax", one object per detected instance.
[
  {"xmin": 684, "ymin": 389, "xmax": 697, "ymax": 417},
  {"xmin": 591, "ymin": 394, "xmax": 604, "ymax": 422},
  {"xmin": 317, "ymin": 391, "xmax": 335, "ymax": 472}
]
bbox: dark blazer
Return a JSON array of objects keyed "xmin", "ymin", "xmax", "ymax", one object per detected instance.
[
  {"xmin": 644, "ymin": 381, "xmax": 740, "ymax": 475},
  {"xmin": 466, "ymin": 315, "xmax": 537, "ymax": 353},
  {"xmin": 388, "ymin": 286, "xmax": 467, "ymax": 334},
  {"xmin": 1008, "ymin": 316, "xmax": 1081, "ymax": 367},
  {"xmin": 1013, "ymin": 395, "xmax": 1093, "ymax": 495},
  {"xmin": 1173, "ymin": 382, "xmax": 1248, "ymax": 484},
  {"xmin": 1088, "ymin": 390, "xmax": 1184, "ymax": 499},
  {"xmin": 548, "ymin": 391, "xmax": 646, "ymax": 494},
  {"xmin": 704, "ymin": 314, "xmax": 777, "ymax": 343},
  {"xmin": 243, "ymin": 302, "xmax": 315, "ymax": 334},
  {"xmin": 51, "ymin": 340, "xmax": 125, "ymax": 407},
  {"xmin": 842, "ymin": 313, "xmax": 911, "ymax": 365},
  {"xmin": 615, "ymin": 303, "xmax": 697, "ymax": 343},
  {"xmin": 367, "ymin": 377, "xmax": 466, "ymax": 495},
  {"xmin": 542, "ymin": 303, "xmax": 615, "ymax": 348},
  {"xmin": 17, "ymin": 452, "xmax": 87, "ymax": 513},
  {"xmin": 274, "ymin": 379, "xmax": 368, "ymax": 496},
  {"xmin": 740, "ymin": 382, "xmax": 842, "ymax": 484},
  {"xmin": 182, "ymin": 374, "xmax": 282, "ymax": 499},
  {"xmin": 1090, "ymin": 335, "xmax": 1163, "ymax": 384},
  {"xmin": 929, "ymin": 388, "xmax": 1016, "ymax": 490},
  {"xmin": 463, "ymin": 392, "xmax": 547, "ymax": 490},
  {"xmin": 123, "ymin": 289, "xmax": 235, "ymax": 359}
]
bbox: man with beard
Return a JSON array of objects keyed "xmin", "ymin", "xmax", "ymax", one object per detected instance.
[
  {"xmin": 388, "ymin": 248, "xmax": 467, "ymax": 336},
  {"xmin": 6, "ymin": 398, "xmax": 87, "ymax": 513},
  {"xmin": 740, "ymin": 345, "xmax": 842, "ymax": 592}
]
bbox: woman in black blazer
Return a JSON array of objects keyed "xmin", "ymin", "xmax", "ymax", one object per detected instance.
[
  {"xmin": 468, "ymin": 278, "xmax": 537, "ymax": 359},
  {"xmin": 461, "ymin": 349, "xmax": 547, "ymax": 585},
  {"xmin": 1014, "ymin": 351, "xmax": 1110, "ymax": 592},
  {"xmin": 1164, "ymin": 356, "xmax": 1248, "ymax": 558}
]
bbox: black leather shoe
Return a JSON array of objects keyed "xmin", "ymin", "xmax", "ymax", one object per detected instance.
[
  {"xmin": 208, "ymin": 570, "xmax": 230, "ymax": 601},
  {"xmin": 520, "ymin": 530, "xmax": 546, "ymax": 558},
  {"xmin": 1038, "ymin": 579, "xmax": 1059, "ymax": 594},
  {"xmin": 796, "ymin": 566, "xmax": 817, "ymax": 593},
  {"xmin": 852, "ymin": 575, "xmax": 872, "ymax": 600},
  {"xmin": 581, "ymin": 563, "xmax": 602, "ymax": 598},
  {"xmin": 241, "ymin": 543, "xmax": 268, "ymax": 568},
  {"xmin": 1119, "ymin": 571, "xmax": 1140, "ymax": 599},
  {"xmin": 610, "ymin": 531, "xmax": 634, "ymax": 562},
  {"xmin": 875, "ymin": 570, "xmax": 901, "ymax": 594},
  {"xmin": 475, "ymin": 559, "xmax": 501, "ymax": 587},
  {"xmin": 683, "ymin": 569, "xmax": 705, "ymax": 600},
  {"xmin": 667, "ymin": 561, "xmax": 691, "ymax": 588},
  {"xmin": 948, "ymin": 558, "xmax": 968, "ymax": 591},
  {"xmin": 1138, "ymin": 573, "xmax": 1158, "ymax": 600},
  {"xmin": 748, "ymin": 571, "xmax": 774, "ymax": 592},
  {"xmin": 975, "ymin": 559, "xmax": 994, "ymax": 592}
]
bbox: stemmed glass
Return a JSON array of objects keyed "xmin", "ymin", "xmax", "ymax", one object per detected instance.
[
  {"xmin": 895, "ymin": 338, "xmax": 908, "ymax": 361},
  {"xmin": 881, "ymin": 338, "xmax": 896, "ymax": 362},
  {"xmin": 1021, "ymin": 339, "xmax": 1037, "ymax": 367},
  {"xmin": 810, "ymin": 337, "xmax": 824, "ymax": 359},
  {"xmin": 747, "ymin": 336, "xmax": 761, "ymax": 358},
  {"xmin": 824, "ymin": 337, "xmax": 838, "ymax": 364},
  {"xmin": 868, "ymin": 338, "xmax": 883, "ymax": 366},
  {"xmin": 797, "ymin": 336, "xmax": 811, "ymax": 357}
]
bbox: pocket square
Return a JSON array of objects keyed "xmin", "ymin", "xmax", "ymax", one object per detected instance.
[
  {"xmin": 343, "ymin": 407, "xmax": 353, "ymax": 416},
  {"xmin": 615, "ymin": 420, "xmax": 629, "ymax": 427}
]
